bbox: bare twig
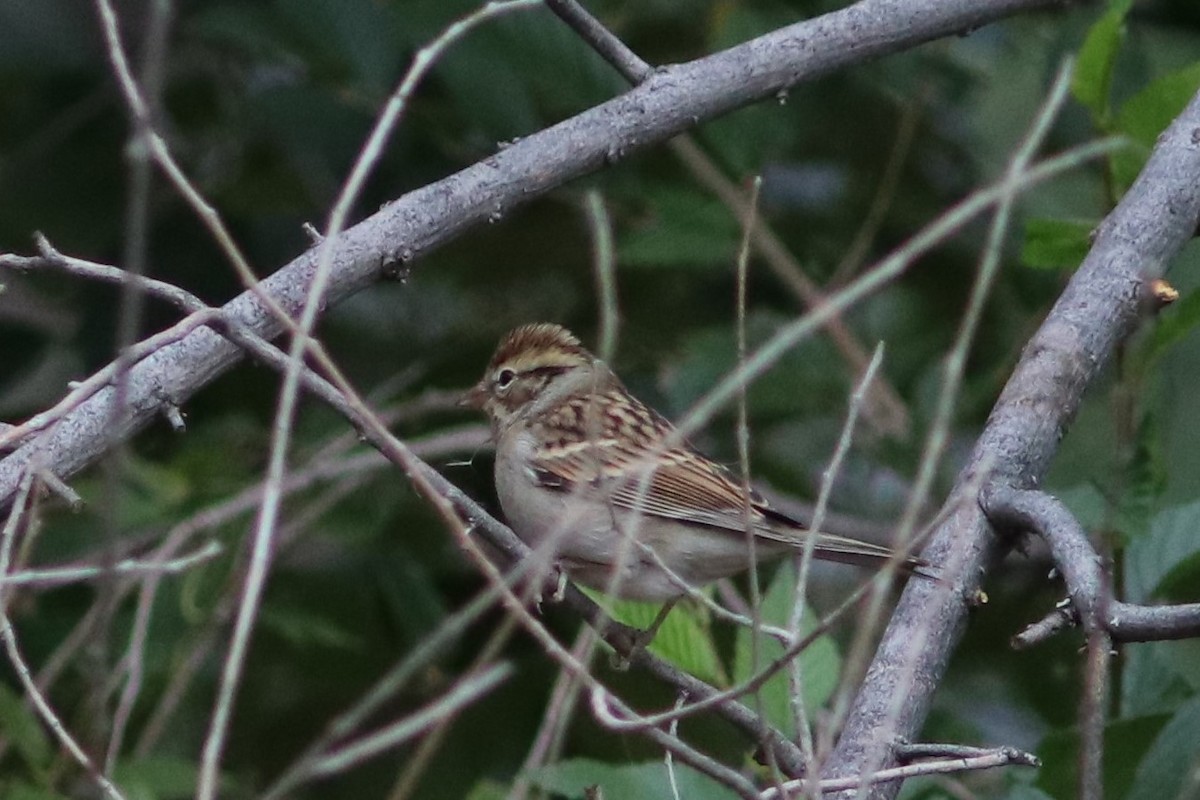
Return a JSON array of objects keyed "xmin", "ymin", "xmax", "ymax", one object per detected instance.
[
  {"xmin": 1011, "ymin": 602, "xmax": 1077, "ymax": 649},
  {"xmin": 510, "ymin": 626, "xmax": 599, "ymax": 800},
  {"xmin": 543, "ymin": 0, "xmax": 913, "ymax": 437},
  {"xmin": 1080, "ymin": 628, "xmax": 1112, "ymax": 800},
  {"xmin": 1, "ymin": 0, "xmax": 1071, "ymax": 514},
  {"xmin": 0, "ymin": 469, "xmax": 129, "ymax": 800},
  {"xmin": 197, "ymin": 8, "xmax": 542, "ymax": 797},
  {"xmin": 583, "ymin": 190, "xmax": 619, "ymax": 362},
  {"xmin": 733, "ymin": 175, "xmax": 768, "ymax": 752},
  {"xmin": 790, "ymin": 342, "xmax": 886, "ymax": 783},
  {"xmin": 827, "ymin": 61, "xmax": 1078, "ymax": 792},
  {"xmin": 306, "ymin": 663, "xmax": 513, "ymax": 779},
  {"xmin": 0, "ymin": 542, "xmax": 220, "ymax": 588},
  {"xmin": 828, "ymin": 90, "xmax": 926, "ymax": 287},
  {"xmin": 670, "ymin": 136, "xmax": 1123, "ymax": 457},
  {"xmin": 544, "ymin": 0, "xmax": 652, "ymax": 82},
  {"xmin": 760, "ymin": 745, "xmax": 1038, "ymax": 799}
]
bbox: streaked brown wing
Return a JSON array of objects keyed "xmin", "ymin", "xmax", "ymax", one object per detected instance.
[
  {"xmin": 528, "ymin": 388, "xmax": 920, "ymax": 572},
  {"xmin": 528, "ymin": 388, "xmax": 778, "ymax": 533}
]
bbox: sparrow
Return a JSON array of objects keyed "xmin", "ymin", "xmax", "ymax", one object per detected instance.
[{"xmin": 461, "ymin": 323, "xmax": 928, "ymax": 601}]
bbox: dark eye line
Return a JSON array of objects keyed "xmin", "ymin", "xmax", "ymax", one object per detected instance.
[
  {"xmin": 528, "ymin": 366, "xmax": 568, "ymax": 379},
  {"xmin": 495, "ymin": 364, "xmax": 566, "ymax": 391}
]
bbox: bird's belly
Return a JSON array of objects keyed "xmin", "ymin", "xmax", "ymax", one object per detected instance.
[
  {"xmin": 498, "ymin": 479, "xmax": 779, "ymax": 600},
  {"xmin": 495, "ymin": 462, "xmax": 618, "ymax": 564},
  {"xmin": 493, "ymin": 432, "xmax": 784, "ymax": 600}
]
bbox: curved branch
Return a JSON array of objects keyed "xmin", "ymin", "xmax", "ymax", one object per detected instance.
[
  {"xmin": 0, "ymin": 0, "xmax": 1064, "ymax": 506},
  {"xmin": 984, "ymin": 485, "xmax": 1200, "ymax": 643}
]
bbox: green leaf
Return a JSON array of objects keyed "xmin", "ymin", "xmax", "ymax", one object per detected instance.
[
  {"xmin": 529, "ymin": 759, "xmax": 739, "ymax": 800},
  {"xmin": 1111, "ymin": 60, "xmax": 1200, "ymax": 191},
  {"xmin": 1152, "ymin": 550, "xmax": 1200, "ymax": 604},
  {"xmin": 0, "ymin": 684, "xmax": 51, "ymax": 776},
  {"xmin": 1035, "ymin": 713, "xmax": 1168, "ymax": 800},
  {"xmin": 1121, "ymin": 501, "xmax": 1200, "ymax": 710},
  {"xmin": 1112, "ymin": 411, "xmax": 1167, "ymax": 543},
  {"xmin": 1071, "ymin": 0, "xmax": 1133, "ymax": 122},
  {"xmin": 1125, "ymin": 499, "xmax": 1200, "ymax": 603},
  {"xmin": 1020, "ymin": 218, "xmax": 1095, "ymax": 271},
  {"xmin": 587, "ymin": 592, "xmax": 724, "ymax": 684},
  {"xmin": 1127, "ymin": 696, "xmax": 1200, "ymax": 800},
  {"xmin": 464, "ymin": 779, "xmax": 508, "ymax": 800},
  {"xmin": 731, "ymin": 565, "xmax": 841, "ymax": 738},
  {"xmin": 1115, "ymin": 61, "xmax": 1200, "ymax": 146},
  {"xmin": 1121, "ymin": 642, "xmax": 1194, "ymax": 718}
]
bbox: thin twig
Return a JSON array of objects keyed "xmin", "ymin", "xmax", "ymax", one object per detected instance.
[
  {"xmin": 194, "ymin": 11, "xmax": 542, "ymax": 791},
  {"xmin": 830, "ymin": 60, "xmax": 1080, "ymax": 794},
  {"xmin": 790, "ymin": 342, "xmax": 886, "ymax": 784},
  {"xmin": 382, "ymin": 615, "xmax": 523, "ymax": 800},
  {"xmin": 1012, "ymin": 601, "xmax": 1078, "ymax": 649},
  {"xmin": 828, "ymin": 89, "xmax": 926, "ymax": 287},
  {"xmin": 759, "ymin": 746, "xmax": 1039, "ymax": 799},
  {"xmin": 0, "ymin": 469, "xmax": 129, "ymax": 800},
  {"xmin": 509, "ymin": 626, "xmax": 598, "ymax": 800},
  {"xmin": 1080, "ymin": 628, "xmax": 1111, "ymax": 800},
  {"xmin": 541, "ymin": 0, "xmax": 913, "ymax": 438},
  {"xmin": 670, "ymin": 135, "xmax": 913, "ymax": 438},
  {"xmin": 733, "ymin": 174, "xmax": 769, "ymax": 753},
  {"xmin": 983, "ymin": 485, "xmax": 1200, "ymax": 644},
  {"xmin": 584, "ymin": 190, "xmax": 619, "ymax": 362},
  {"xmin": 828, "ymin": 79, "xmax": 1200, "ymax": 800},
  {"xmin": 0, "ymin": 542, "xmax": 220, "ymax": 588},
  {"xmin": 306, "ymin": 663, "xmax": 513, "ymax": 779},
  {"xmin": 670, "ymin": 136, "xmax": 1124, "ymax": 456},
  {"xmin": 543, "ymin": 0, "xmax": 652, "ymax": 82}
]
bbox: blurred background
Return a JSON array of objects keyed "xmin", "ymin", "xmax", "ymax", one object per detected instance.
[{"xmin": 1, "ymin": 0, "xmax": 1199, "ymax": 798}]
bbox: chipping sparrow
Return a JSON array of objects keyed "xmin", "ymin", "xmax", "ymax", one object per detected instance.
[{"xmin": 462, "ymin": 323, "xmax": 927, "ymax": 601}]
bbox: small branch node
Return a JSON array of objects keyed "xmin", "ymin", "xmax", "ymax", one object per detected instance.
[
  {"xmin": 1149, "ymin": 277, "xmax": 1179, "ymax": 310},
  {"xmin": 1012, "ymin": 603, "xmax": 1079, "ymax": 650},
  {"xmin": 36, "ymin": 469, "xmax": 85, "ymax": 511},
  {"xmin": 33, "ymin": 231, "xmax": 64, "ymax": 262},
  {"xmin": 302, "ymin": 222, "xmax": 324, "ymax": 245},
  {"xmin": 162, "ymin": 402, "xmax": 187, "ymax": 433},
  {"xmin": 894, "ymin": 741, "xmax": 1040, "ymax": 768}
]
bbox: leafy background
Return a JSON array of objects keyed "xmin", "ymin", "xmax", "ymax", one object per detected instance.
[{"xmin": 1, "ymin": 0, "xmax": 1200, "ymax": 798}]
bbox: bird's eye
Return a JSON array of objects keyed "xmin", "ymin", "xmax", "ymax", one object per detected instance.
[{"xmin": 496, "ymin": 368, "xmax": 516, "ymax": 390}]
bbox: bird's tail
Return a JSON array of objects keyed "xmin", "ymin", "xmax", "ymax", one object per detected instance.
[
  {"xmin": 807, "ymin": 531, "xmax": 939, "ymax": 581},
  {"xmin": 757, "ymin": 506, "xmax": 939, "ymax": 581}
]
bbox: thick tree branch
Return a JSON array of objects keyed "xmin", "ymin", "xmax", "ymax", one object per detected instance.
[
  {"xmin": 0, "ymin": 0, "xmax": 1067, "ymax": 507},
  {"xmin": 825, "ymin": 88, "xmax": 1200, "ymax": 798}
]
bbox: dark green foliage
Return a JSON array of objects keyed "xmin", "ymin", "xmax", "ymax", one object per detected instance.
[{"xmin": 2, "ymin": 1, "xmax": 1200, "ymax": 798}]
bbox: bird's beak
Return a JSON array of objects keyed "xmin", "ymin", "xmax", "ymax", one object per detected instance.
[{"xmin": 458, "ymin": 382, "xmax": 487, "ymax": 410}]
